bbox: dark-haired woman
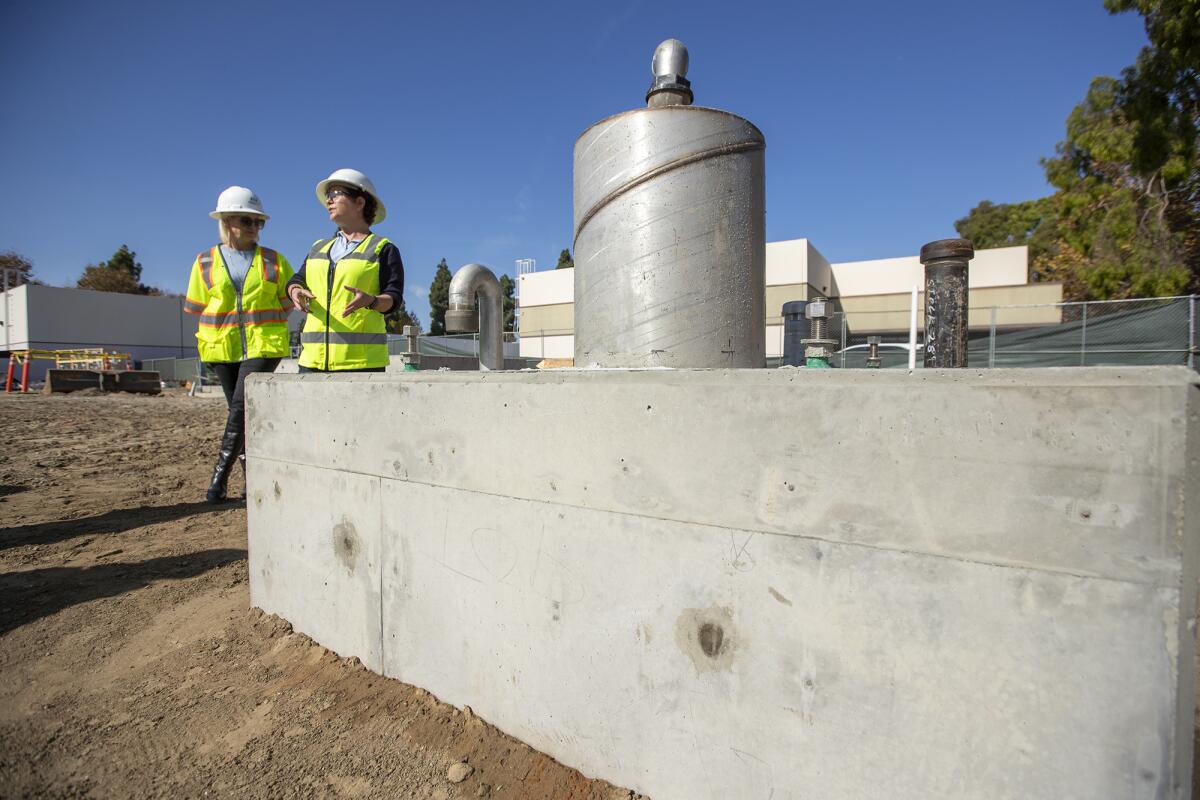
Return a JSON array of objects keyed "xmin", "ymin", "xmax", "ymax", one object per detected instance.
[{"xmin": 286, "ymin": 169, "xmax": 404, "ymax": 373}]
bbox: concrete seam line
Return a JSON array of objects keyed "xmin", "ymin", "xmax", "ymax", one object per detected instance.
[
  {"xmin": 253, "ymin": 454, "xmax": 1174, "ymax": 589},
  {"xmin": 377, "ymin": 475, "xmax": 385, "ymax": 674}
]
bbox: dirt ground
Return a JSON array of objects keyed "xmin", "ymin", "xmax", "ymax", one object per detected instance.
[{"xmin": 0, "ymin": 391, "xmax": 643, "ymax": 799}]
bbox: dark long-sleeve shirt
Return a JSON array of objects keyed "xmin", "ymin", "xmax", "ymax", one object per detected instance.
[{"xmin": 286, "ymin": 236, "xmax": 404, "ymax": 308}]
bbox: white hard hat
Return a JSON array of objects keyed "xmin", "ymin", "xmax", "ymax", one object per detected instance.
[
  {"xmin": 209, "ymin": 186, "xmax": 269, "ymax": 219},
  {"xmin": 316, "ymin": 168, "xmax": 387, "ymax": 224}
]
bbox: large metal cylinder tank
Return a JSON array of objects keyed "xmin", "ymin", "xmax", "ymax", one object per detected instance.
[{"xmin": 572, "ymin": 40, "xmax": 766, "ymax": 368}]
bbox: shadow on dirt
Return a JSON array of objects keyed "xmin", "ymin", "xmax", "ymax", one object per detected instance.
[
  {"xmin": 0, "ymin": 548, "xmax": 246, "ymax": 635},
  {"xmin": 0, "ymin": 501, "xmax": 238, "ymax": 551}
]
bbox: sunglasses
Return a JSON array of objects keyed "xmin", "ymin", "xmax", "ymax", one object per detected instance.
[
  {"xmin": 227, "ymin": 215, "xmax": 265, "ymax": 227},
  {"xmin": 326, "ymin": 188, "xmax": 359, "ymax": 202}
]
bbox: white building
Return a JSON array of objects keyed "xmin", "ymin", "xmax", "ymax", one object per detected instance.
[
  {"xmin": 517, "ymin": 239, "xmax": 1064, "ymax": 362},
  {"xmin": 1, "ymin": 284, "xmax": 202, "ymax": 381}
]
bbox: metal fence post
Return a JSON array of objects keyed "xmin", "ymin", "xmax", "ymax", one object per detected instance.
[
  {"xmin": 840, "ymin": 313, "xmax": 847, "ymax": 368},
  {"xmin": 988, "ymin": 306, "xmax": 997, "ymax": 368},
  {"xmin": 1079, "ymin": 302, "xmax": 1088, "ymax": 366},
  {"xmin": 1189, "ymin": 295, "xmax": 1196, "ymax": 370}
]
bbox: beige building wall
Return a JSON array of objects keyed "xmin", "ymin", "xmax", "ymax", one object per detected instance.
[
  {"xmin": 517, "ymin": 243, "xmax": 1060, "ymax": 357},
  {"xmin": 836, "ymin": 283, "xmax": 1065, "ymax": 333},
  {"xmin": 830, "ymin": 246, "xmax": 1029, "ymax": 296},
  {"xmin": 517, "ymin": 302, "xmax": 574, "ymax": 336}
]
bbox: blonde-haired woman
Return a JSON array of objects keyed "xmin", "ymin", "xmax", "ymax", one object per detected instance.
[{"xmin": 184, "ymin": 186, "xmax": 293, "ymax": 503}]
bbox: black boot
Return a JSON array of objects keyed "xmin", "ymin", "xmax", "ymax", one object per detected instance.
[{"xmin": 206, "ymin": 426, "xmax": 244, "ymax": 504}]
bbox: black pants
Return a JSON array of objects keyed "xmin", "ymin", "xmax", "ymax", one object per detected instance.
[
  {"xmin": 297, "ymin": 366, "xmax": 386, "ymax": 373},
  {"xmin": 208, "ymin": 358, "xmax": 282, "ymax": 439}
]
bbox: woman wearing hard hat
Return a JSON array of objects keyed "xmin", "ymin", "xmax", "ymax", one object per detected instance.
[
  {"xmin": 184, "ymin": 186, "xmax": 294, "ymax": 503},
  {"xmin": 286, "ymin": 169, "xmax": 404, "ymax": 373}
]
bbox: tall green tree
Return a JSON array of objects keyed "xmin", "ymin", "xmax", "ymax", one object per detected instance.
[
  {"xmin": 956, "ymin": 1, "xmax": 1198, "ymax": 300},
  {"xmin": 499, "ymin": 274, "xmax": 516, "ymax": 332},
  {"xmin": 385, "ymin": 297, "xmax": 422, "ymax": 334},
  {"xmin": 555, "ymin": 248, "xmax": 574, "ymax": 269},
  {"xmin": 427, "ymin": 258, "xmax": 452, "ymax": 335},
  {"xmin": 77, "ymin": 244, "xmax": 162, "ymax": 295},
  {"xmin": 0, "ymin": 250, "xmax": 37, "ymax": 286}
]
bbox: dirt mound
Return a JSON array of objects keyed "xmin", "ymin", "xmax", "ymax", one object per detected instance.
[{"xmin": 0, "ymin": 393, "xmax": 645, "ymax": 799}]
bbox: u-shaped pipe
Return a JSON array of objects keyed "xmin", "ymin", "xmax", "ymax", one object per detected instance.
[{"xmin": 445, "ymin": 262, "xmax": 504, "ymax": 371}]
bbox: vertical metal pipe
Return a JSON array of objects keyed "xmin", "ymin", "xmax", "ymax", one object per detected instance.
[
  {"xmin": 908, "ymin": 287, "xmax": 918, "ymax": 370},
  {"xmin": 866, "ymin": 336, "xmax": 882, "ymax": 369},
  {"xmin": 988, "ymin": 306, "xmax": 997, "ymax": 368},
  {"xmin": 780, "ymin": 301, "xmax": 809, "ymax": 367},
  {"xmin": 919, "ymin": 239, "xmax": 973, "ymax": 368},
  {"xmin": 1079, "ymin": 302, "xmax": 1088, "ymax": 367},
  {"xmin": 3, "ymin": 268, "xmax": 10, "ymax": 353},
  {"xmin": 839, "ymin": 313, "xmax": 847, "ymax": 368},
  {"xmin": 446, "ymin": 262, "xmax": 504, "ymax": 371}
]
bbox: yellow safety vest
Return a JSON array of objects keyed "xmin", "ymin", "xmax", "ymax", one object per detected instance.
[
  {"xmin": 298, "ymin": 234, "xmax": 390, "ymax": 371},
  {"xmin": 185, "ymin": 245, "xmax": 293, "ymax": 363}
]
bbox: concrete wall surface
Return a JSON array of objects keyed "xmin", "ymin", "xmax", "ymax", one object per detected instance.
[{"xmin": 246, "ymin": 367, "xmax": 1199, "ymax": 800}]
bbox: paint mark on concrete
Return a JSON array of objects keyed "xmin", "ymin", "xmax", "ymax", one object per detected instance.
[
  {"xmin": 768, "ymin": 587, "xmax": 793, "ymax": 606},
  {"xmin": 332, "ymin": 517, "xmax": 360, "ymax": 571},
  {"xmin": 675, "ymin": 605, "xmax": 736, "ymax": 672}
]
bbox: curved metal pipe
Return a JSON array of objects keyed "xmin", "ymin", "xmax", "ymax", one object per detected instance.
[{"xmin": 445, "ymin": 262, "xmax": 504, "ymax": 371}]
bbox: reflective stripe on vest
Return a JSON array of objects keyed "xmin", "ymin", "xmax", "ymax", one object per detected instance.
[
  {"xmin": 262, "ymin": 248, "xmax": 279, "ymax": 283},
  {"xmin": 199, "ymin": 250, "xmax": 215, "ymax": 290},
  {"xmin": 200, "ymin": 308, "xmax": 291, "ymax": 327},
  {"xmin": 300, "ymin": 331, "xmax": 387, "ymax": 345},
  {"xmin": 298, "ymin": 234, "xmax": 390, "ymax": 370}
]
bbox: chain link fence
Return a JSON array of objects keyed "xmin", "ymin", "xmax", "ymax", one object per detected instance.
[
  {"xmin": 141, "ymin": 357, "xmax": 217, "ymax": 384},
  {"xmin": 825, "ymin": 295, "xmax": 1197, "ymax": 369},
  {"xmin": 141, "ymin": 296, "xmax": 1198, "ymax": 377}
]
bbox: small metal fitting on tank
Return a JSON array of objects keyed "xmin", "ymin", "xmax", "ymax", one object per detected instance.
[
  {"xmin": 919, "ymin": 239, "xmax": 974, "ymax": 368},
  {"xmin": 646, "ymin": 39, "xmax": 693, "ymax": 107},
  {"xmin": 866, "ymin": 336, "xmax": 882, "ymax": 369},
  {"xmin": 400, "ymin": 325, "xmax": 420, "ymax": 372},
  {"xmin": 802, "ymin": 298, "xmax": 838, "ymax": 368}
]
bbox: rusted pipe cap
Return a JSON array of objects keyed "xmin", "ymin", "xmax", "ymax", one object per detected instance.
[{"xmin": 919, "ymin": 238, "xmax": 974, "ymax": 263}]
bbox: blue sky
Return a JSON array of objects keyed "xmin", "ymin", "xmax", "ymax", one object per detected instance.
[{"xmin": 0, "ymin": 0, "xmax": 1147, "ymax": 327}]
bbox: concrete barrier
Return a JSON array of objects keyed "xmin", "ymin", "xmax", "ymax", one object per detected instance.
[{"xmin": 246, "ymin": 367, "xmax": 1199, "ymax": 800}]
